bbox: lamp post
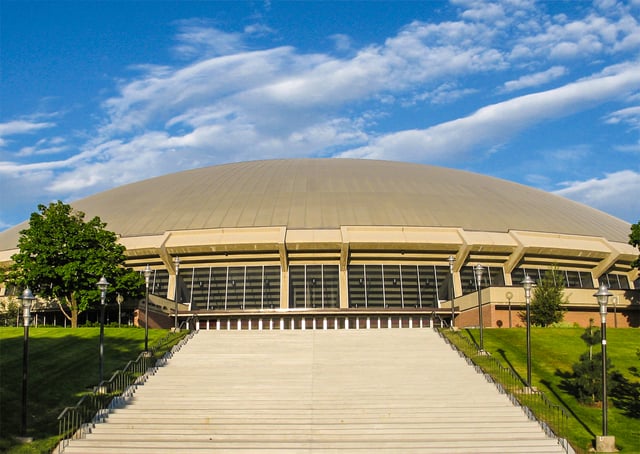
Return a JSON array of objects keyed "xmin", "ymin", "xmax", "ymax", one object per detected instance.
[
  {"xmin": 522, "ymin": 275, "xmax": 534, "ymax": 388},
  {"xmin": 144, "ymin": 264, "xmax": 151, "ymax": 352},
  {"xmin": 20, "ymin": 288, "xmax": 35, "ymax": 439},
  {"xmin": 594, "ymin": 284, "xmax": 612, "ymax": 438},
  {"xmin": 173, "ymin": 256, "xmax": 180, "ymax": 331},
  {"xmin": 97, "ymin": 276, "xmax": 109, "ymax": 384},
  {"xmin": 448, "ymin": 255, "xmax": 455, "ymax": 329},
  {"xmin": 116, "ymin": 293, "xmax": 124, "ymax": 327},
  {"xmin": 505, "ymin": 291, "xmax": 513, "ymax": 328},
  {"xmin": 474, "ymin": 264, "xmax": 485, "ymax": 352}
]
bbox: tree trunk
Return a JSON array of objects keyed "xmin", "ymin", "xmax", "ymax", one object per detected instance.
[{"xmin": 70, "ymin": 293, "xmax": 79, "ymax": 328}]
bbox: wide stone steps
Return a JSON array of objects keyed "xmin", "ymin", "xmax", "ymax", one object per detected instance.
[{"xmin": 62, "ymin": 329, "xmax": 566, "ymax": 453}]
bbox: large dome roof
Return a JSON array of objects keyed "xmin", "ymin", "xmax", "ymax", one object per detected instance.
[{"xmin": 0, "ymin": 159, "xmax": 631, "ymax": 250}]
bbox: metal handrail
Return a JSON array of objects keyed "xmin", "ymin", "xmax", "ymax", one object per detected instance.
[
  {"xmin": 56, "ymin": 330, "xmax": 195, "ymax": 453},
  {"xmin": 437, "ymin": 328, "xmax": 574, "ymax": 454}
]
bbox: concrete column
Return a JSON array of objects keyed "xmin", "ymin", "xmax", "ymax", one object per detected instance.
[
  {"xmin": 281, "ymin": 269, "xmax": 289, "ymax": 309},
  {"xmin": 167, "ymin": 275, "xmax": 177, "ymax": 301},
  {"xmin": 339, "ymin": 267, "xmax": 349, "ymax": 309}
]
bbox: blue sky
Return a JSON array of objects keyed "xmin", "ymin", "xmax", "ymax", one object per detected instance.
[{"xmin": 1, "ymin": 0, "xmax": 639, "ymax": 231}]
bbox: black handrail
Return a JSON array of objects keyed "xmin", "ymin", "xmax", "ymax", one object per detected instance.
[
  {"xmin": 56, "ymin": 330, "xmax": 195, "ymax": 453},
  {"xmin": 437, "ymin": 328, "xmax": 574, "ymax": 453}
]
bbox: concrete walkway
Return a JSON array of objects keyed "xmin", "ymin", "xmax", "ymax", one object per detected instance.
[{"xmin": 62, "ymin": 329, "xmax": 566, "ymax": 453}]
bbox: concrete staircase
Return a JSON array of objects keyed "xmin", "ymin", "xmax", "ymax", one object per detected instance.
[{"xmin": 62, "ymin": 329, "xmax": 566, "ymax": 453}]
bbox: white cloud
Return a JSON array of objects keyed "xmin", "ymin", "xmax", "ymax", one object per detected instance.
[
  {"xmin": 0, "ymin": 120, "xmax": 55, "ymax": 146},
  {"xmin": 502, "ymin": 66, "xmax": 567, "ymax": 92},
  {"xmin": 605, "ymin": 105, "xmax": 640, "ymax": 129},
  {"xmin": 554, "ymin": 170, "xmax": 640, "ymax": 222},
  {"xmin": 171, "ymin": 21, "xmax": 246, "ymax": 59},
  {"xmin": 339, "ymin": 64, "xmax": 640, "ymax": 162},
  {"xmin": 330, "ymin": 34, "xmax": 352, "ymax": 52}
]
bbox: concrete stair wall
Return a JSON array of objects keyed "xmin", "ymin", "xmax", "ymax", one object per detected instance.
[{"xmin": 62, "ymin": 328, "xmax": 566, "ymax": 453}]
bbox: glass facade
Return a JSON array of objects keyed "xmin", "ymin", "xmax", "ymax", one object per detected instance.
[
  {"xmin": 512, "ymin": 267, "xmax": 594, "ymax": 289},
  {"xmin": 148, "ymin": 269, "xmax": 169, "ymax": 296},
  {"xmin": 182, "ymin": 265, "xmax": 281, "ymax": 310},
  {"xmin": 599, "ymin": 273, "xmax": 630, "ymax": 290},
  {"xmin": 347, "ymin": 264, "xmax": 449, "ymax": 308},
  {"xmin": 460, "ymin": 266, "xmax": 504, "ymax": 295},
  {"xmin": 289, "ymin": 265, "xmax": 339, "ymax": 309},
  {"xmin": 142, "ymin": 263, "xmax": 632, "ymax": 312}
]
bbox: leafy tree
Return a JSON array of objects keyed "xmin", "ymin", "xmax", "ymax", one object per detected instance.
[
  {"xmin": 1, "ymin": 201, "xmax": 143, "ymax": 328},
  {"xmin": 0, "ymin": 296, "xmax": 19, "ymax": 326},
  {"xmin": 528, "ymin": 266, "xmax": 567, "ymax": 327},
  {"xmin": 630, "ymin": 220, "xmax": 640, "ymax": 270}
]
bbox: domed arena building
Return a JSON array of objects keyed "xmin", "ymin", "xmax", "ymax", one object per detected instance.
[{"xmin": 1, "ymin": 159, "xmax": 638, "ymax": 330}]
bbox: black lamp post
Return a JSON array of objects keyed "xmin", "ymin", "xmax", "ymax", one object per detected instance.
[
  {"xmin": 522, "ymin": 274, "xmax": 534, "ymax": 388},
  {"xmin": 97, "ymin": 276, "xmax": 109, "ymax": 384},
  {"xmin": 474, "ymin": 264, "xmax": 485, "ymax": 352},
  {"xmin": 505, "ymin": 291, "xmax": 513, "ymax": 328},
  {"xmin": 116, "ymin": 293, "xmax": 123, "ymax": 327},
  {"xmin": 20, "ymin": 287, "xmax": 35, "ymax": 439},
  {"xmin": 144, "ymin": 264, "xmax": 151, "ymax": 352},
  {"xmin": 173, "ymin": 256, "xmax": 180, "ymax": 331},
  {"xmin": 448, "ymin": 255, "xmax": 455, "ymax": 329},
  {"xmin": 594, "ymin": 283, "xmax": 612, "ymax": 437}
]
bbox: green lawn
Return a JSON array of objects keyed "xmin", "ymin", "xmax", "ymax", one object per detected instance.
[
  {"xmin": 452, "ymin": 327, "xmax": 640, "ymax": 453},
  {"xmin": 0, "ymin": 327, "xmax": 187, "ymax": 454}
]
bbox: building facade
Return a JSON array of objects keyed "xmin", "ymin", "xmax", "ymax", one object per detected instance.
[{"xmin": 1, "ymin": 159, "xmax": 638, "ymax": 329}]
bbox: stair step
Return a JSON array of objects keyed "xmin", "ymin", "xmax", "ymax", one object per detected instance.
[{"xmin": 61, "ymin": 329, "xmax": 565, "ymax": 453}]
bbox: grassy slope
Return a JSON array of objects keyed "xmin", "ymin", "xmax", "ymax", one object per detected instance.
[
  {"xmin": 0, "ymin": 327, "xmax": 183, "ymax": 453},
  {"xmin": 463, "ymin": 327, "xmax": 640, "ymax": 453}
]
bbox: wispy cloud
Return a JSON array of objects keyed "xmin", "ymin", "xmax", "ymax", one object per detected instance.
[
  {"xmin": 605, "ymin": 105, "xmax": 640, "ymax": 129},
  {"xmin": 554, "ymin": 170, "xmax": 640, "ymax": 222},
  {"xmin": 0, "ymin": 120, "xmax": 55, "ymax": 147},
  {"xmin": 339, "ymin": 64, "xmax": 640, "ymax": 162},
  {"xmin": 502, "ymin": 66, "xmax": 567, "ymax": 92}
]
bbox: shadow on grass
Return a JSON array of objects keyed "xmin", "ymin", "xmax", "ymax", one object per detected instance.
[
  {"xmin": 556, "ymin": 363, "xmax": 640, "ymax": 420},
  {"xmin": 610, "ymin": 372, "xmax": 640, "ymax": 419},
  {"xmin": 0, "ymin": 330, "xmax": 157, "ymax": 441},
  {"xmin": 544, "ymin": 373, "xmax": 596, "ymax": 439},
  {"xmin": 496, "ymin": 348, "xmax": 527, "ymax": 387},
  {"xmin": 464, "ymin": 329, "xmax": 479, "ymax": 349}
]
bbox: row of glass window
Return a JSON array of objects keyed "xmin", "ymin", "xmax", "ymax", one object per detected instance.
[{"xmin": 145, "ymin": 264, "xmax": 631, "ymax": 310}]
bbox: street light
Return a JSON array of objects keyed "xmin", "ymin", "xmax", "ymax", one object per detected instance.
[
  {"xmin": 144, "ymin": 264, "xmax": 151, "ymax": 352},
  {"xmin": 594, "ymin": 283, "xmax": 612, "ymax": 439},
  {"xmin": 505, "ymin": 291, "xmax": 513, "ymax": 328},
  {"xmin": 20, "ymin": 287, "xmax": 35, "ymax": 439},
  {"xmin": 173, "ymin": 256, "xmax": 180, "ymax": 331},
  {"xmin": 116, "ymin": 293, "xmax": 124, "ymax": 327},
  {"xmin": 97, "ymin": 276, "xmax": 109, "ymax": 384},
  {"xmin": 474, "ymin": 264, "xmax": 485, "ymax": 352},
  {"xmin": 448, "ymin": 255, "xmax": 455, "ymax": 329},
  {"xmin": 522, "ymin": 274, "xmax": 535, "ymax": 388}
]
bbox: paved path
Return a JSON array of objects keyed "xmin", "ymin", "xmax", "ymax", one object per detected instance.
[{"xmin": 62, "ymin": 329, "xmax": 566, "ymax": 453}]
